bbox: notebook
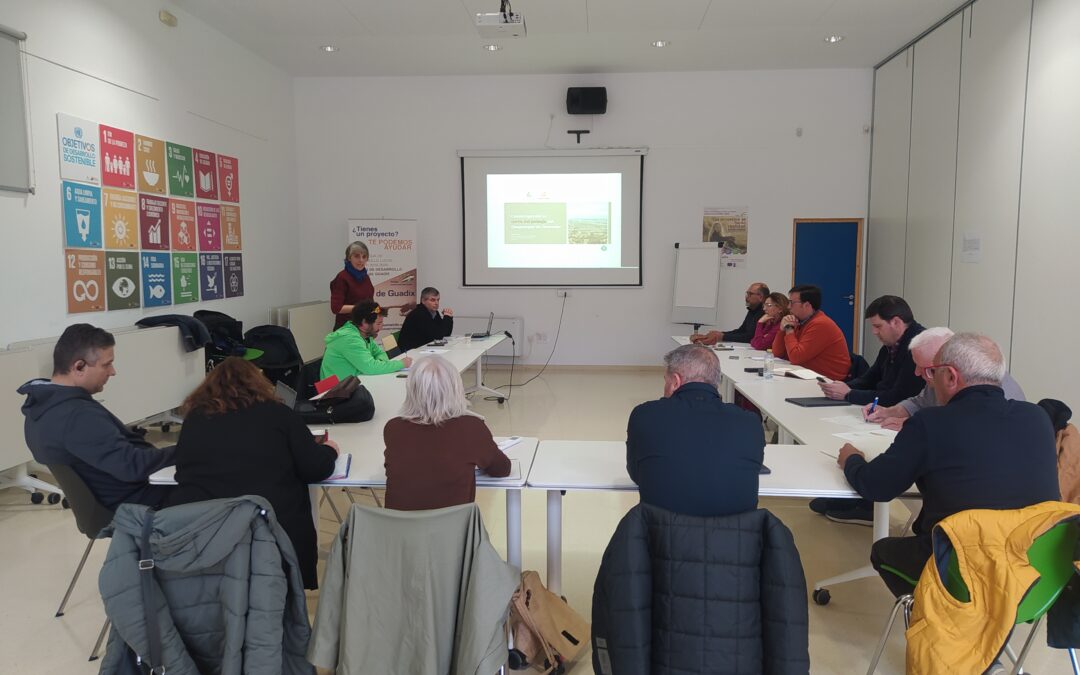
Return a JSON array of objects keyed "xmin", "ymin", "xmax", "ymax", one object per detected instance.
[
  {"xmin": 785, "ymin": 397, "xmax": 852, "ymax": 408},
  {"xmin": 468, "ymin": 312, "xmax": 495, "ymax": 339},
  {"xmin": 324, "ymin": 453, "xmax": 352, "ymax": 481},
  {"xmin": 275, "ymin": 380, "xmax": 298, "ymax": 409}
]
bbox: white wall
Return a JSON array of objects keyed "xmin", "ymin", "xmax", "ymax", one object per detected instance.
[
  {"xmin": 294, "ymin": 69, "xmax": 872, "ymax": 365},
  {"xmin": 0, "ymin": 0, "xmax": 300, "ymax": 345}
]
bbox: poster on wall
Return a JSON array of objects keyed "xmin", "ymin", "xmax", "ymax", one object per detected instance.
[
  {"xmin": 139, "ymin": 195, "xmax": 170, "ymax": 251},
  {"xmin": 223, "ymin": 253, "xmax": 244, "ymax": 298},
  {"xmin": 221, "ymin": 205, "xmax": 242, "ymax": 250},
  {"xmin": 346, "ymin": 219, "xmax": 418, "ymax": 332},
  {"xmin": 135, "ymin": 135, "xmax": 167, "ymax": 194},
  {"xmin": 199, "ymin": 253, "xmax": 224, "ymax": 300},
  {"xmin": 166, "ymin": 142, "xmax": 194, "ymax": 197},
  {"xmin": 169, "ymin": 199, "xmax": 197, "ymax": 251},
  {"xmin": 57, "ymin": 114, "xmax": 100, "ymax": 185},
  {"xmin": 193, "ymin": 149, "xmax": 218, "ymax": 200},
  {"xmin": 141, "ymin": 252, "xmax": 172, "ymax": 307},
  {"xmin": 65, "ymin": 249, "xmax": 105, "ymax": 313},
  {"xmin": 100, "ymin": 125, "xmax": 135, "ymax": 189},
  {"xmin": 62, "ymin": 181, "xmax": 103, "ymax": 249},
  {"xmin": 218, "ymin": 155, "xmax": 239, "ymax": 203},
  {"xmin": 702, "ymin": 206, "xmax": 749, "ymax": 267},
  {"xmin": 102, "ymin": 189, "xmax": 139, "ymax": 249},
  {"xmin": 105, "ymin": 251, "xmax": 140, "ymax": 310},
  {"xmin": 172, "ymin": 253, "xmax": 199, "ymax": 304},
  {"xmin": 197, "ymin": 203, "xmax": 221, "ymax": 250}
]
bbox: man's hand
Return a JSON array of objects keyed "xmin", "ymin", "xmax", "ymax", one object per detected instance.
[
  {"xmin": 863, "ymin": 402, "xmax": 887, "ymax": 422},
  {"xmin": 442, "ymin": 308, "xmax": 453, "ymax": 317},
  {"xmin": 691, "ymin": 331, "xmax": 722, "ymax": 346},
  {"xmin": 880, "ymin": 417, "xmax": 907, "ymax": 431},
  {"xmin": 837, "ymin": 443, "xmax": 865, "ymax": 468},
  {"xmin": 323, "ymin": 439, "xmax": 341, "ymax": 456},
  {"xmin": 401, "ymin": 356, "xmax": 414, "ymax": 368},
  {"xmin": 820, "ymin": 381, "xmax": 850, "ymax": 400},
  {"xmin": 780, "ymin": 315, "xmax": 798, "ymax": 332}
]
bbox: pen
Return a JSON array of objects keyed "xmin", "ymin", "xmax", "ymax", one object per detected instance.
[{"xmin": 866, "ymin": 396, "xmax": 879, "ymax": 420}]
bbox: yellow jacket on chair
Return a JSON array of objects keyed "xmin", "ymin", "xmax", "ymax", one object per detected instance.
[{"xmin": 906, "ymin": 501, "xmax": 1080, "ymax": 674}]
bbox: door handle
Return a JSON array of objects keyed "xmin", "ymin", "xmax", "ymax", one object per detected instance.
[{"xmin": 842, "ymin": 294, "xmax": 855, "ymax": 300}]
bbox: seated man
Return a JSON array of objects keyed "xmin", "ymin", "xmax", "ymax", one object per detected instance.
[
  {"xmin": 691, "ymin": 282, "xmax": 768, "ymax": 345},
  {"xmin": 771, "ymin": 284, "xmax": 851, "ymax": 381},
  {"xmin": 820, "ymin": 295, "xmax": 925, "ymax": 405},
  {"xmin": 321, "ymin": 301, "xmax": 413, "ymax": 379},
  {"xmin": 867, "ymin": 326, "xmax": 1025, "ymax": 430},
  {"xmin": 836, "ymin": 333, "xmax": 1059, "ymax": 597},
  {"xmin": 397, "ymin": 286, "xmax": 454, "ymax": 352},
  {"xmin": 18, "ymin": 324, "xmax": 175, "ymax": 509},
  {"xmin": 626, "ymin": 344, "xmax": 765, "ymax": 517}
]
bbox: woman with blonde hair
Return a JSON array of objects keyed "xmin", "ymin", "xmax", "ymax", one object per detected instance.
[
  {"xmin": 330, "ymin": 240, "xmax": 374, "ymax": 329},
  {"xmin": 750, "ymin": 292, "xmax": 790, "ymax": 351},
  {"xmin": 383, "ymin": 355, "xmax": 510, "ymax": 510},
  {"xmin": 166, "ymin": 357, "xmax": 338, "ymax": 589}
]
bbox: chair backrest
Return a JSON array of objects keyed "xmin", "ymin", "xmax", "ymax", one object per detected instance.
[
  {"xmin": 47, "ymin": 464, "xmax": 115, "ymax": 539},
  {"xmin": 381, "ymin": 333, "xmax": 401, "ymax": 359},
  {"xmin": 300, "ymin": 358, "xmax": 324, "ymax": 399},
  {"xmin": 847, "ymin": 352, "xmax": 870, "ymax": 381},
  {"xmin": 942, "ymin": 521, "xmax": 1080, "ymax": 624}
]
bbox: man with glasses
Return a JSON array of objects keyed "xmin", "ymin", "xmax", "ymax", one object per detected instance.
[
  {"xmin": 771, "ymin": 284, "xmax": 851, "ymax": 381},
  {"xmin": 321, "ymin": 301, "xmax": 413, "ymax": 379},
  {"xmin": 690, "ymin": 282, "xmax": 769, "ymax": 345},
  {"xmin": 835, "ymin": 332, "xmax": 1058, "ymax": 598}
]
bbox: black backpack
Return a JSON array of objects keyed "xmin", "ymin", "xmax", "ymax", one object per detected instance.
[
  {"xmin": 243, "ymin": 325, "xmax": 304, "ymax": 390},
  {"xmin": 193, "ymin": 310, "xmax": 245, "ymax": 371}
]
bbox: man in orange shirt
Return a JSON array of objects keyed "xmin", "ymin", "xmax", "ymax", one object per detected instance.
[{"xmin": 771, "ymin": 284, "xmax": 850, "ymax": 381}]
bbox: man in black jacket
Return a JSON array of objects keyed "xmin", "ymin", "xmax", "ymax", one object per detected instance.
[
  {"xmin": 397, "ymin": 286, "xmax": 454, "ymax": 351},
  {"xmin": 19, "ymin": 324, "xmax": 175, "ymax": 509},
  {"xmin": 836, "ymin": 332, "xmax": 1059, "ymax": 597},
  {"xmin": 626, "ymin": 344, "xmax": 765, "ymax": 517},
  {"xmin": 690, "ymin": 282, "xmax": 768, "ymax": 345}
]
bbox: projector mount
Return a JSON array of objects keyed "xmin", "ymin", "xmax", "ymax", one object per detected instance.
[{"xmin": 567, "ymin": 130, "xmax": 590, "ymax": 144}]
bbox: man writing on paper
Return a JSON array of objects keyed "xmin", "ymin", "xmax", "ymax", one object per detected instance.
[
  {"xmin": 835, "ymin": 333, "xmax": 1058, "ymax": 598},
  {"xmin": 322, "ymin": 301, "xmax": 413, "ymax": 379},
  {"xmin": 771, "ymin": 284, "xmax": 851, "ymax": 381},
  {"xmin": 864, "ymin": 326, "xmax": 1026, "ymax": 431},
  {"xmin": 18, "ymin": 324, "xmax": 175, "ymax": 509},
  {"xmin": 626, "ymin": 344, "xmax": 765, "ymax": 516},
  {"xmin": 397, "ymin": 286, "xmax": 454, "ymax": 352},
  {"xmin": 690, "ymin": 282, "xmax": 769, "ymax": 345}
]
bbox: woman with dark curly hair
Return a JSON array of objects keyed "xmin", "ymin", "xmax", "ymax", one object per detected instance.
[{"xmin": 166, "ymin": 357, "xmax": 338, "ymax": 589}]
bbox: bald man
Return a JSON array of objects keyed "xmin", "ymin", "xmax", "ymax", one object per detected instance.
[{"xmin": 691, "ymin": 282, "xmax": 769, "ymax": 346}]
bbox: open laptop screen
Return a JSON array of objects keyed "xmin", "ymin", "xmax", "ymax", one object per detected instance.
[{"xmin": 275, "ymin": 380, "xmax": 298, "ymax": 409}]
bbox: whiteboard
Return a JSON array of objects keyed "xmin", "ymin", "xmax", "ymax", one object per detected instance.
[{"xmin": 671, "ymin": 243, "xmax": 722, "ymax": 325}]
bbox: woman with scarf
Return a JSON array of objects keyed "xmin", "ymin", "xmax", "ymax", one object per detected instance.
[{"xmin": 330, "ymin": 241, "xmax": 374, "ymax": 329}]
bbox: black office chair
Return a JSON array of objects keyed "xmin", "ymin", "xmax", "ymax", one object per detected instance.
[
  {"xmin": 846, "ymin": 352, "xmax": 870, "ymax": 382},
  {"xmin": 47, "ymin": 464, "xmax": 114, "ymax": 661}
]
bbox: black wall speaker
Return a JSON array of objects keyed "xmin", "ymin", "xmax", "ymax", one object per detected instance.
[{"xmin": 566, "ymin": 87, "xmax": 607, "ymax": 115}]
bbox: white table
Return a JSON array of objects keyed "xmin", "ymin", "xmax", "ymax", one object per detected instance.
[
  {"xmin": 734, "ymin": 376, "xmax": 913, "ymax": 601},
  {"xmin": 669, "ymin": 336, "xmax": 784, "ymax": 402},
  {"xmin": 527, "ymin": 440, "xmax": 861, "ymax": 595},
  {"xmin": 150, "ymin": 437, "xmax": 538, "ymax": 570}
]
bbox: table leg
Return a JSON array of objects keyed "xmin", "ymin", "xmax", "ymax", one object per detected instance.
[
  {"xmin": 546, "ymin": 489, "xmax": 563, "ymax": 595},
  {"xmin": 465, "ymin": 354, "xmax": 505, "ymax": 400},
  {"xmin": 722, "ymin": 376, "xmax": 735, "ymax": 403},
  {"xmin": 506, "ymin": 489, "xmax": 522, "ymax": 569},
  {"xmin": 812, "ymin": 501, "xmax": 891, "ymax": 593}
]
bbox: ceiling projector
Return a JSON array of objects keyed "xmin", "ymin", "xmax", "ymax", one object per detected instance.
[{"xmin": 475, "ymin": 12, "xmax": 526, "ymax": 39}]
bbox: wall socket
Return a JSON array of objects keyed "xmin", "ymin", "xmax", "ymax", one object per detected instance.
[{"xmin": 556, "ymin": 289, "xmax": 571, "ymax": 298}]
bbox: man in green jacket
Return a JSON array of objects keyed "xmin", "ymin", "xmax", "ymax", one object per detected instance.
[{"xmin": 321, "ymin": 301, "xmax": 412, "ymax": 379}]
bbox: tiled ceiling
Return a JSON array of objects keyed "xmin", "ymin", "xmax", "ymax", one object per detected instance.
[{"xmin": 171, "ymin": 0, "xmax": 967, "ymax": 76}]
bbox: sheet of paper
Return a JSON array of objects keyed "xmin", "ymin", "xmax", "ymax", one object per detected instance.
[
  {"xmin": 415, "ymin": 348, "xmax": 449, "ymax": 354},
  {"xmin": 326, "ymin": 453, "xmax": 352, "ymax": 481},
  {"xmin": 821, "ymin": 415, "xmax": 877, "ymax": 430},
  {"xmin": 832, "ymin": 430, "xmax": 899, "ymax": 443},
  {"xmin": 496, "ymin": 436, "xmax": 522, "ymax": 451}
]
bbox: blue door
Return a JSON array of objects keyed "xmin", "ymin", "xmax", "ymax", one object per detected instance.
[{"xmin": 792, "ymin": 219, "xmax": 862, "ymax": 350}]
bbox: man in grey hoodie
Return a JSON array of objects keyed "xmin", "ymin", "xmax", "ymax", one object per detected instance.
[{"xmin": 18, "ymin": 323, "xmax": 175, "ymax": 509}]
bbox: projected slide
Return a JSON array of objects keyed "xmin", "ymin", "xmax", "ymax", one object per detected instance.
[{"xmin": 487, "ymin": 173, "xmax": 622, "ymax": 269}]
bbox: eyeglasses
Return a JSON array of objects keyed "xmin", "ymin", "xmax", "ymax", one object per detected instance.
[{"xmin": 924, "ymin": 363, "xmax": 956, "ymax": 377}]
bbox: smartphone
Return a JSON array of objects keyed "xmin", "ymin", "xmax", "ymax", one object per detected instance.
[
  {"xmin": 744, "ymin": 367, "xmax": 763, "ymax": 374},
  {"xmin": 759, "ymin": 464, "xmax": 772, "ymax": 475},
  {"xmin": 728, "ymin": 355, "xmax": 740, "ymax": 360},
  {"xmin": 396, "ymin": 373, "xmax": 407, "ymax": 378},
  {"xmin": 816, "ymin": 376, "xmax": 827, "ymax": 383},
  {"xmin": 310, "ymin": 429, "xmax": 328, "ymax": 443}
]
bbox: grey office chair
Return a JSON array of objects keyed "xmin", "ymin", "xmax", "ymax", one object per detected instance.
[{"xmin": 47, "ymin": 464, "xmax": 114, "ymax": 661}]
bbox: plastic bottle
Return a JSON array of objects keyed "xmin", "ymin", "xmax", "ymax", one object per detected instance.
[{"xmin": 763, "ymin": 351, "xmax": 774, "ymax": 380}]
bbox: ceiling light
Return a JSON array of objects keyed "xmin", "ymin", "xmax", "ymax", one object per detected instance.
[
  {"xmin": 320, "ymin": 45, "xmax": 340, "ymax": 53},
  {"xmin": 483, "ymin": 44, "xmax": 502, "ymax": 52},
  {"xmin": 824, "ymin": 35, "xmax": 844, "ymax": 44},
  {"xmin": 651, "ymin": 40, "xmax": 670, "ymax": 48}
]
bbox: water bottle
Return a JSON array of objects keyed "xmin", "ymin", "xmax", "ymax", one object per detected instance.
[{"xmin": 763, "ymin": 352, "xmax": 774, "ymax": 380}]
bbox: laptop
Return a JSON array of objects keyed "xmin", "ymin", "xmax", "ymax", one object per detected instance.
[
  {"xmin": 275, "ymin": 380, "xmax": 298, "ymax": 409},
  {"xmin": 468, "ymin": 312, "xmax": 495, "ymax": 339}
]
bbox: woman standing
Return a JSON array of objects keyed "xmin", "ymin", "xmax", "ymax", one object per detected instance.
[
  {"xmin": 330, "ymin": 241, "xmax": 374, "ymax": 330},
  {"xmin": 383, "ymin": 355, "xmax": 511, "ymax": 511},
  {"xmin": 166, "ymin": 357, "xmax": 339, "ymax": 589},
  {"xmin": 750, "ymin": 292, "xmax": 790, "ymax": 350}
]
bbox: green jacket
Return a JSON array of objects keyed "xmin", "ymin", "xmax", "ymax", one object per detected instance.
[
  {"xmin": 308, "ymin": 503, "xmax": 519, "ymax": 675},
  {"xmin": 321, "ymin": 322, "xmax": 404, "ymax": 379}
]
